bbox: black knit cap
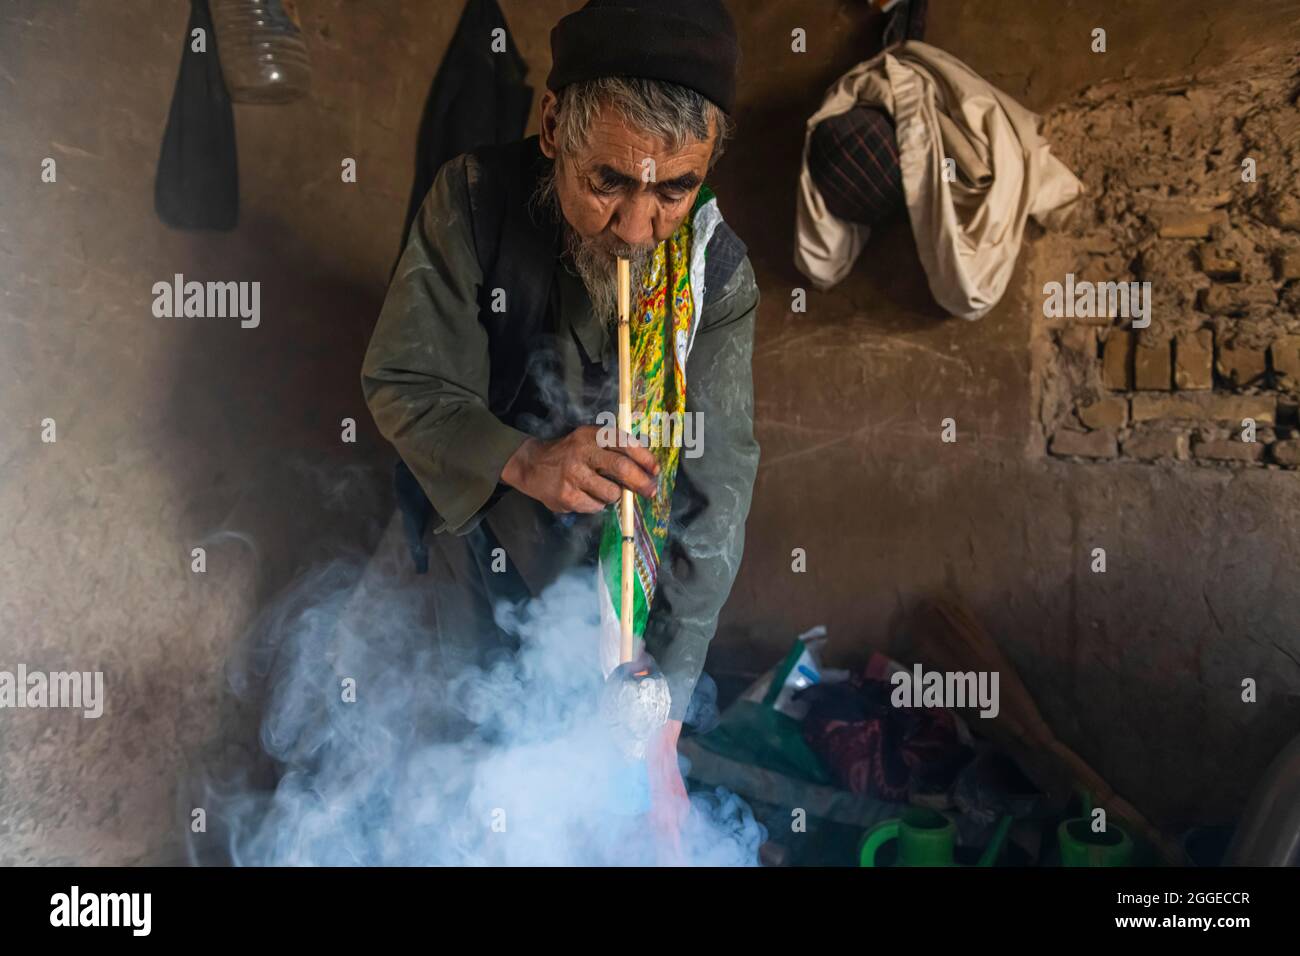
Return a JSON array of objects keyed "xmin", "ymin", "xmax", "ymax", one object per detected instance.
[{"xmin": 547, "ymin": 0, "xmax": 739, "ymax": 114}]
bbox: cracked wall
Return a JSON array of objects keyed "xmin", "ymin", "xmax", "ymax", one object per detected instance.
[{"xmin": 1034, "ymin": 49, "xmax": 1300, "ymax": 467}]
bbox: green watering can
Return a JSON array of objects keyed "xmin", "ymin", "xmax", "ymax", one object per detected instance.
[
  {"xmin": 859, "ymin": 808, "xmax": 1012, "ymax": 867},
  {"xmin": 1057, "ymin": 791, "xmax": 1134, "ymax": 866}
]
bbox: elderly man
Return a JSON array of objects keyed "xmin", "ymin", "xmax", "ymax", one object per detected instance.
[{"xmin": 361, "ymin": 0, "xmax": 758, "ymax": 841}]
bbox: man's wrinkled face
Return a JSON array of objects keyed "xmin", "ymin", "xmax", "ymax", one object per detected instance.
[{"xmin": 537, "ymin": 91, "xmax": 717, "ymax": 318}]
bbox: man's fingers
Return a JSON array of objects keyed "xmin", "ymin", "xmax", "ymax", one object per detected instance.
[
  {"xmin": 615, "ymin": 432, "xmax": 660, "ymax": 476},
  {"xmin": 559, "ymin": 485, "xmax": 607, "ymax": 514},
  {"xmin": 593, "ymin": 448, "xmax": 658, "ymax": 498},
  {"xmin": 583, "ymin": 423, "xmax": 658, "ymax": 475},
  {"xmin": 561, "ymin": 494, "xmax": 605, "ymax": 515},
  {"xmin": 578, "ymin": 468, "xmax": 622, "ymax": 506}
]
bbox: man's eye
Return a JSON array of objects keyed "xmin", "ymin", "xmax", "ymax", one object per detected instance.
[
  {"xmin": 658, "ymin": 187, "xmax": 688, "ymax": 203},
  {"xmin": 591, "ymin": 178, "xmax": 622, "ymax": 196}
]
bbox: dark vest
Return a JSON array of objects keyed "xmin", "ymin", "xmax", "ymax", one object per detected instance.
[{"xmin": 466, "ymin": 135, "xmax": 563, "ymax": 422}]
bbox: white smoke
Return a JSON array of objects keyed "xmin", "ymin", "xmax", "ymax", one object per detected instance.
[{"xmin": 193, "ymin": 536, "xmax": 765, "ymax": 866}]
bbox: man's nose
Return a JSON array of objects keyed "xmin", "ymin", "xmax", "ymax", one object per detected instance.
[{"xmin": 609, "ymin": 194, "xmax": 657, "ymax": 249}]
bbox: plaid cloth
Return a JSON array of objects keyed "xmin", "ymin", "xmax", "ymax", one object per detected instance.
[{"xmin": 807, "ymin": 106, "xmax": 904, "ymax": 227}]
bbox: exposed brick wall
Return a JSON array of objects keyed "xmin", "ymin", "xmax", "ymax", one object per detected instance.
[{"xmin": 1031, "ymin": 51, "xmax": 1300, "ymax": 468}]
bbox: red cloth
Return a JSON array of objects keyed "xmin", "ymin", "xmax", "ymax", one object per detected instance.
[{"xmin": 800, "ymin": 669, "xmax": 969, "ymax": 801}]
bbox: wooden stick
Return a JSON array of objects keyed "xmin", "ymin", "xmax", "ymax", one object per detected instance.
[{"xmin": 616, "ymin": 258, "xmax": 634, "ymax": 666}]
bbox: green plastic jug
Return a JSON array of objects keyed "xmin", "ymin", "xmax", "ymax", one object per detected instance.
[
  {"xmin": 859, "ymin": 808, "xmax": 1011, "ymax": 867},
  {"xmin": 1057, "ymin": 790, "xmax": 1135, "ymax": 866}
]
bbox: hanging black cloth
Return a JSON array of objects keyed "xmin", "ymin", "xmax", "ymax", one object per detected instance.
[
  {"xmin": 390, "ymin": 0, "xmax": 532, "ymax": 572},
  {"xmin": 397, "ymin": 0, "xmax": 532, "ymax": 246},
  {"xmin": 155, "ymin": 0, "xmax": 239, "ymax": 230},
  {"xmin": 883, "ymin": 0, "xmax": 929, "ymax": 47}
]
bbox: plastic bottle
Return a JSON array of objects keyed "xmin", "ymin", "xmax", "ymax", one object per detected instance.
[{"xmin": 210, "ymin": 0, "xmax": 311, "ymax": 104}]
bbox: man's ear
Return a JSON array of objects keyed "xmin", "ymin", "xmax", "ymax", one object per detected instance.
[{"xmin": 538, "ymin": 90, "xmax": 560, "ymax": 160}]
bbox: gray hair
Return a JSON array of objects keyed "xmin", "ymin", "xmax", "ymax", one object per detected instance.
[{"xmin": 551, "ymin": 76, "xmax": 734, "ymax": 168}]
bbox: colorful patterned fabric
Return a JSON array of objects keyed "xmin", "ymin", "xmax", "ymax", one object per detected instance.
[{"xmin": 596, "ymin": 187, "xmax": 723, "ymax": 679}]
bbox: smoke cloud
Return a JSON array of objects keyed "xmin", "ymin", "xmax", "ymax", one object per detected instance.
[{"xmin": 191, "ymin": 534, "xmax": 764, "ymax": 866}]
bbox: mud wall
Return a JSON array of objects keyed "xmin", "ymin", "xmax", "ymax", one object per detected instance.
[{"xmin": 2, "ymin": 0, "xmax": 1298, "ymax": 864}]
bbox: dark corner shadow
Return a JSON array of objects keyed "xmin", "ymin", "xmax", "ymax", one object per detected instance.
[{"xmin": 881, "ymin": 590, "xmax": 1300, "ymax": 833}]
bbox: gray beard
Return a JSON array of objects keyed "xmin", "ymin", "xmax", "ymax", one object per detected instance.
[
  {"xmin": 532, "ymin": 165, "xmax": 656, "ymax": 323},
  {"xmin": 564, "ymin": 226, "xmax": 655, "ymax": 322}
]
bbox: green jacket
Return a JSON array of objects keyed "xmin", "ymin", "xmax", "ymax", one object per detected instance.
[{"xmin": 361, "ymin": 145, "xmax": 760, "ymax": 719}]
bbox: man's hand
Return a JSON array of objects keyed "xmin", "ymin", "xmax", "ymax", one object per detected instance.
[{"xmin": 501, "ymin": 424, "xmax": 659, "ymax": 514}]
